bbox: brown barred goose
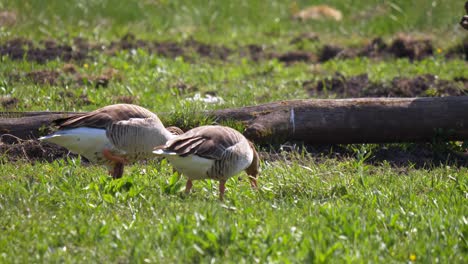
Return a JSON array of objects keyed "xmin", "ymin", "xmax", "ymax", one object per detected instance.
[
  {"xmin": 153, "ymin": 125, "xmax": 260, "ymax": 200},
  {"xmin": 39, "ymin": 104, "xmax": 181, "ymax": 178}
]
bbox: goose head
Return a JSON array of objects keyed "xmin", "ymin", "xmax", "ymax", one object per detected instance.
[{"xmin": 245, "ymin": 141, "xmax": 260, "ymax": 188}]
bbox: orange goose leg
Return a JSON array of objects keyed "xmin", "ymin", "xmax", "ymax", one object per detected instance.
[
  {"xmin": 102, "ymin": 149, "xmax": 127, "ymax": 179},
  {"xmin": 112, "ymin": 162, "xmax": 125, "ymax": 179},
  {"xmin": 219, "ymin": 180, "xmax": 226, "ymax": 201},
  {"xmin": 249, "ymin": 176, "xmax": 258, "ymax": 189},
  {"xmin": 185, "ymin": 180, "xmax": 193, "ymax": 194}
]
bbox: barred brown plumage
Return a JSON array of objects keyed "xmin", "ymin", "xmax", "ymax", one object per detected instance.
[
  {"xmin": 153, "ymin": 125, "xmax": 260, "ymax": 200},
  {"xmin": 40, "ymin": 104, "xmax": 180, "ymax": 178}
]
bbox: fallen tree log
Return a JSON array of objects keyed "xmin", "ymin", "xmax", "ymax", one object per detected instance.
[
  {"xmin": 214, "ymin": 97, "xmax": 468, "ymax": 144},
  {"xmin": 0, "ymin": 113, "xmax": 75, "ymax": 143},
  {"xmin": 1, "ymin": 97, "xmax": 467, "ymax": 144}
]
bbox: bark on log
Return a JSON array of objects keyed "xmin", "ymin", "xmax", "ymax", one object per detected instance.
[
  {"xmin": 0, "ymin": 113, "xmax": 76, "ymax": 143},
  {"xmin": 213, "ymin": 97, "xmax": 468, "ymax": 143},
  {"xmin": 1, "ymin": 97, "xmax": 467, "ymax": 144}
]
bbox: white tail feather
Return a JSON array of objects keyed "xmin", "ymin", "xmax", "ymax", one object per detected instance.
[{"xmin": 39, "ymin": 127, "xmax": 111, "ymax": 163}]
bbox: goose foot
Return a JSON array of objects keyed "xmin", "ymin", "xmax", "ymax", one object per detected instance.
[
  {"xmin": 249, "ymin": 176, "xmax": 258, "ymax": 189},
  {"xmin": 112, "ymin": 162, "xmax": 125, "ymax": 179},
  {"xmin": 185, "ymin": 180, "xmax": 193, "ymax": 194},
  {"xmin": 219, "ymin": 180, "xmax": 226, "ymax": 201}
]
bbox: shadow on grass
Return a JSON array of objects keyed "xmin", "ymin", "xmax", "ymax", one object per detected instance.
[
  {"xmin": 260, "ymin": 141, "xmax": 468, "ymax": 169},
  {"xmin": 0, "ymin": 137, "xmax": 466, "ymax": 169}
]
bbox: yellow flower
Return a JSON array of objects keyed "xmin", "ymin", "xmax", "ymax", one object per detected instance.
[
  {"xmin": 436, "ymin": 48, "xmax": 442, "ymax": 54},
  {"xmin": 409, "ymin": 253, "xmax": 416, "ymax": 262},
  {"xmin": 84, "ymin": 63, "xmax": 89, "ymax": 69}
]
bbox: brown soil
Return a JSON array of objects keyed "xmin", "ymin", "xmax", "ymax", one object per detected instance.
[
  {"xmin": 367, "ymin": 144, "xmax": 467, "ymax": 168},
  {"xmin": 305, "ymin": 73, "xmax": 468, "ymax": 98},
  {"xmin": 318, "ymin": 44, "xmax": 345, "ymax": 62},
  {"xmin": 26, "ymin": 70, "xmax": 60, "ymax": 85},
  {"xmin": 318, "ymin": 35, "xmax": 434, "ymax": 62},
  {"xmin": 2, "ymin": 34, "xmax": 463, "ymax": 65},
  {"xmin": 239, "ymin": 44, "xmax": 270, "ymax": 62},
  {"xmin": 8, "ymin": 66, "xmax": 121, "ymax": 89},
  {"xmin": 446, "ymin": 38, "xmax": 468, "ymax": 60},
  {"xmin": 0, "ymin": 96, "xmax": 20, "ymax": 109},
  {"xmin": 106, "ymin": 34, "xmax": 233, "ymax": 61},
  {"xmin": 387, "ymin": 35, "xmax": 433, "ymax": 60},
  {"xmin": 1, "ymin": 138, "xmax": 464, "ymax": 169},
  {"xmin": 0, "ymin": 38, "xmax": 88, "ymax": 63},
  {"xmin": 274, "ymin": 51, "xmax": 315, "ymax": 64},
  {"xmin": 260, "ymin": 143, "xmax": 468, "ymax": 169},
  {"xmin": 0, "ymin": 139, "xmax": 76, "ymax": 163},
  {"xmin": 74, "ymin": 68, "xmax": 121, "ymax": 88}
]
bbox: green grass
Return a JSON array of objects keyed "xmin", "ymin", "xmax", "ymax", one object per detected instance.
[
  {"xmin": 1, "ymin": 0, "xmax": 467, "ymax": 263},
  {"xmin": 1, "ymin": 53, "xmax": 467, "ymax": 113},
  {"xmin": 0, "ymin": 156, "xmax": 466, "ymax": 263},
  {"xmin": 1, "ymin": 0, "xmax": 466, "ymax": 46}
]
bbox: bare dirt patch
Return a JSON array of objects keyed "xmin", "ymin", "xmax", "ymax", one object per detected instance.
[
  {"xmin": 0, "ymin": 38, "xmax": 88, "ymax": 63},
  {"xmin": 73, "ymin": 67, "xmax": 122, "ymax": 88},
  {"xmin": 106, "ymin": 34, "xmax": 233, "ymax": 61},
  {"xmin": 0, "ymin": 96, "xmax": 20, "ymax": 109},
  {"xmin": 388, "ymin": 35, "xmax": 433, "ymax": 60},
  {"xmin": 0, "ymin": 139, "xmax": 76, "ymax": 163},
  {"xmin": 318, "ymin": 35, "xmax": 434, "ymax": 62},
  {"xmin": 446, "ymin": 38, "xmax": 468, "ymax": 60},
  {"xmin": 274, "ymin": 51, "xmax": 315, "ymax": 64},
  {"xmin": 305, "ymin": 73, "xmax": 468, "ymax": 98},
  {"xmin": 1, "ymin": 138, "xmax": 464, "ymax": 169},
  {"xmin": 2, "ymin": 34, "xmax": 461, "ymax": 65},
  {"xmin": 8, "ymin": 66, "xmax": 122, "ymax": 88},
  {"xmin": 26, "ymin": 70, "xmax": 60, "ymax": 85},
  {"xmin": 260, "ymin": 142, "xmax": 468, "ymax": 169}
]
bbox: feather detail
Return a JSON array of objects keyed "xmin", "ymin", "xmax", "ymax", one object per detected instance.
[
  {"xmin": 153, "ymin": 125, "xmax": 260, "ymax": 199},
  {"xmin": 40, "ymin": 104, "xmax": 178, "ymax": 178}
]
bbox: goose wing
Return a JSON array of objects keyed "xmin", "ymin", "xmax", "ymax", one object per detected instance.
[
  {"xmin": 106, "ymin": 117, "xmax": 170, "ymax": 155},
  {"xmin": 157, "ymin": 126, "xmax": 241, "ymax": 160},
  {"xmin": 53, "ymin": 104, "xmax": 156, "ymax": 129}
]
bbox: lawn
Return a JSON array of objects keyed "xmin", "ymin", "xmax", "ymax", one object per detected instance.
[{"xmin": 0, "ymin": 0, "xmax": 467, "ymax": 263}]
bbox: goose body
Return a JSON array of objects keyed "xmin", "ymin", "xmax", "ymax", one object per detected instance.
[
  {"xmin": 39, "ymin": 104, "xmax": 178, "ymax": 178},
  {"xmin": 40, "ymin": 127, "xmax": 112, "ymax": 163},
  {"xmin": 153, "ymin": 125, "xmax": 260, "ymax": 200}
]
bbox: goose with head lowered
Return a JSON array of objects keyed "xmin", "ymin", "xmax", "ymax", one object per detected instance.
[
  {"xmin": 39, "ymin": 104, "xmax": 182, "ymax": 178},
  {"xmin": 153, "ymin": 125, "xmax": 260, "ymax": 200}
]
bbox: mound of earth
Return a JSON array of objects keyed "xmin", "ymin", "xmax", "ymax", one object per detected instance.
[
  {"xmin": 0, "ymin": 139, "xmax": 76, "ymax": 163},
  {"xmin": 260, "ymin": 143, "xmax": 467, "ymax": 169},
  {"xmin": 318, "ymin": 35, "xmax": 434, "ymax": 62},
  {"xmin": 0, "ymin": 38, "xmax": 88, "ymax": 63},
  {"xmin": 304, "ymin": 73, "xmax": 468, "ymax": 98},
  {"xmin": 5, "ymin": 66, "xmax": 122, "ymax": 94},
  {"xmin": 1, "ymin": 137, "xmax": 465, "ymax": 170},
  {"xmin": 1, "ymin": 34, "xmax": 465, "ymax": 65}
]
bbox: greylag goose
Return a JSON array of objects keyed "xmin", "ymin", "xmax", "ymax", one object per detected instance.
[
  {"xmin": 153, "ymin": 125, "xmax": 260, "ymax": 200},
  {"xmin": 39, "ymin": 104, "xmax": 181, "ymax": 178}
]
